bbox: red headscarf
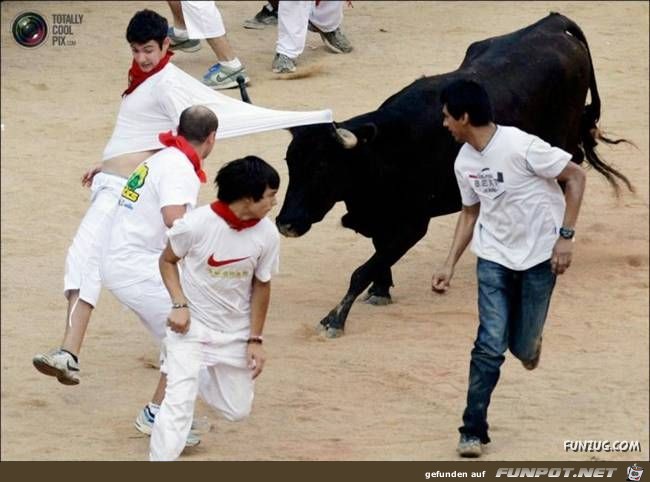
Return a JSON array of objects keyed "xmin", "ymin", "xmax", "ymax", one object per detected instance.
[
  {"xmin": 123, "ymin": 50, "xmax": 174, "ymax": 96},
  {"xmin": 210, "ymin": 201, "xmax": 261, "ymax": 231},
  {"xmin": 158, "ymin": 131, "xmax": 206, "ymax": 183}
]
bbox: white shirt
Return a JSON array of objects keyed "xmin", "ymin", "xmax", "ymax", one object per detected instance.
[
  {"xmin": 101, "ymin": 147, "xmax": 200, "ymax": 289},
  {"xmin": 455, "ymin": 125, "xmax": 571, "ymax": 270},
  {"xmin": 102, "ymin": 63, "xmax": 333, "ymax": 161},
  {"xmin": 167, "ymin": 206, "xmax": 280, "ymax": 333}
]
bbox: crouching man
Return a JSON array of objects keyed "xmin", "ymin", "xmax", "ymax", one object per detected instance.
[{"xmin": 150, "ymin": 156, "xmax": 280, "ymax": 461}]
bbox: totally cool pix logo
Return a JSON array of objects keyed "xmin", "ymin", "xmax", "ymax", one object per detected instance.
[
  {"xmin": 11, "ymin": 11, "xmax": 48, "ymax": 48},
  {"xmin": 11, "ymin": 12, "xmax": 83, "ymax": 48}
]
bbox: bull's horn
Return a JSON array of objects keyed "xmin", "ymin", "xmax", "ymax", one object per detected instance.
[{"xmin": 336, "ymin": 128, "xmax": 358, "ymax": 149}]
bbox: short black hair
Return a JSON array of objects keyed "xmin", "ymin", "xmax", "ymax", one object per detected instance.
[
  {"xmin": 216, "ymin": 156, "xmax": 280, "ymax": 203},
  {"xmin": 126, "ymin": 9, "xmax": 168, "ymax": 49},
  {"xmin": 440, "ymin": 79, "xmax": 493, "ymax": 126},
  {"xmin": 178, "ymin": 105, "xmax": 219, "ymax": 143}
]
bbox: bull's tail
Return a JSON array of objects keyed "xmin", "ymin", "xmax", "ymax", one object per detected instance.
[{"xmin": 555, "ymin": 13, "xmax": 634, "ymax": 195}]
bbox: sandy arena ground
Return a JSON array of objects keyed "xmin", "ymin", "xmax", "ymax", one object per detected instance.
[{"xmin": 1, "ymin": 1, "xmax": 648, "ymax": 461}]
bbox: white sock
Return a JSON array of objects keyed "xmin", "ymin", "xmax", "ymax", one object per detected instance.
[
  {"xmin": 220, "ymin": 58, "xmax": 242, "ymax": 70},
  {"xmin": 171, "ymin": 26, "xmax": 188, "ymax": 39}
]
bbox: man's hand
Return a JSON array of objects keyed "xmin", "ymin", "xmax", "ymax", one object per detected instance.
[
  {"xmin": 551, "ymin": 238, "xmax": 574, "ymax": 275},
  {"xmin": 432, "ymin": 265, "xmax": 454, "ymax": 293},
  {"xmin": 166, "ymin": 307, "xmax": 190, "ymax": 334},
  {"xmin": 81, "ymin": 164, "xmax": 102, "ymax": 188},
  {"xmin": 247, "ymin": 343, "xmax": 266, "ymax": 380}
]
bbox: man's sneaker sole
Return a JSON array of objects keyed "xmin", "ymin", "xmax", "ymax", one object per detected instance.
[
  {"xmin": 33, "ymin": 356, "xmax": 80, "ymax": 385},
  {"xmin": 170, "ymin": 39, "xmax": 201, "ymax": 53},
  {"xmin": 243, "ymin": 18, "xmax": 277, "ymax": 29},
  {"xmin": 203, "ymin": 72, "xmax": 250, "ymax": 90},
  {"xmin": 458, "ymin": 445, "xmax": 482, "ymax": 457}
]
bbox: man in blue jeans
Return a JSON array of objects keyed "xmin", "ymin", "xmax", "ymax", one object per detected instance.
[{"xmin": 431, "ymin": 79, "xmax": 586, "ymax": 457}]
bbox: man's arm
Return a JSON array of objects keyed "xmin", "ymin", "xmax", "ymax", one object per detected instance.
[
  {"xmin": 161, "ymin": 205, "xmax": 187, "ymax": 228},
  {"xmin": 431, "ymin": 203, "xmax": 480, "ymax": 293},
  {"xmin": 159, "ymin": 242, "xmax": 190, "ymax": 333},
  {"xmin": 551, "ymin": 161, "xmax": 586, "ymax": 275},
  {"xmin": 247, "ymin": 277, "xmax": 271, "ymax": 379}
]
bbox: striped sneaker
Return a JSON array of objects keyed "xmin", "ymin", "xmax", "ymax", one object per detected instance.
[{"xmin": 134, "ymin": 405, "xmax": 201, "ymax": 448}]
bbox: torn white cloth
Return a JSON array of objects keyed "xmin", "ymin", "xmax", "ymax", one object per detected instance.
[{"xmin": 103, "ymin": 63, "xmax": 332, "ymax": 160}]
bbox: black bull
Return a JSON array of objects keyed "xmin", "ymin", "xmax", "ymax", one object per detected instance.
[{"xmin": 275, "ymin": 13, "xmax": 632, "ymax": 338}]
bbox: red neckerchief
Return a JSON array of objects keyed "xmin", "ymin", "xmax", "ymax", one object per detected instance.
[
  {"xmin": 123, "ymin": 50, "xmax": 174, "ymax": 96},
  {"xmin": 158, "ymin": 131, "xmax": 206, "ymax": 183},
  {"xmin": 210, "ymin": 201, "xmax": 261, "ymax": 231}
]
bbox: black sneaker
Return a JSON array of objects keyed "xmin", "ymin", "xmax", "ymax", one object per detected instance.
[{"xmin": 243, "ymin": 3, "xmax": 278, "ymax": 30}]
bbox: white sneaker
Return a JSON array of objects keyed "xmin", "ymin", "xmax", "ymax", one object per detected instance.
[
  {"xmin": 134, "ymin": 405, "xmax": 201, "ymax": 448},
  {"xmin": 33, "ymin": 349, "xmax": 80, "ymax": 385}
]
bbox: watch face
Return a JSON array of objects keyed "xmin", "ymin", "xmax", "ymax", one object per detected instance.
[{"xmin": 560, "ymin": 227, "xmax": 575, "ymax": 239}]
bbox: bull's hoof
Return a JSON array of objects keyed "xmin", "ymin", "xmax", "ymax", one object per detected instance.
[
  {"xmin": 326, "ymin": 327, "xmax": 344, "ymax": 338},
  {"xmin": 362, "ymin": 294, "xmax": 392, "ymax": 306}
]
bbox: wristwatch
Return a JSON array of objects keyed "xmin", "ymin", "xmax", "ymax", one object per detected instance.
[{"xmin": 559, "ymin": 227, "xmax": 575, "ymax": 240}]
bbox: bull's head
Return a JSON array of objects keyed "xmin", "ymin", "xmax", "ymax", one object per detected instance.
[{"xmin": 276, "ymin": 122, "xmax": 376, "ymax": 237}]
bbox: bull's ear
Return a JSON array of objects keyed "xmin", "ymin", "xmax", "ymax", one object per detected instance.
[{"xmin": 352, "ymin": 123, "xmax": 378, "ymax": 145}]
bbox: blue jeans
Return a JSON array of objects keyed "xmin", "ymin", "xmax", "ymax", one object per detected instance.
[{"xmin": 459, "ymin": 257, "xmax": 556, "ymax": 443}]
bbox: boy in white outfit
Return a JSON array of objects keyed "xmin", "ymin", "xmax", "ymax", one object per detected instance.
[{"xmin": 150, "ymin": 156, "xmax": 280, "ymax": 461}]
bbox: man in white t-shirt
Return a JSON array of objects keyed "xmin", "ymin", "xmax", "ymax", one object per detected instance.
[
  {"xmin": 150, "ymin": 156, "xmax": 280, "ymax": 461},
  {"xmin": 33, "ymin": 9, "xmax": 331, "ymax": 387},
  {"xmin": 431, "ymin": 79, "xmax": 586, "ymax": 458},
  {"xmin": 101, "ymin": 105, "xmax": 218, "ymax": 448}
]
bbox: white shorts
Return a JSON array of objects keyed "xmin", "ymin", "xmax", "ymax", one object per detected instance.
[
  {"xmin": 181, "ymin": 1, "xmax": 226, "ymax": 38},
  {"xmin": 150, "ymin": 322, "xmax": 253, "ymax": 461},
  {"xmin": 64, "ymin": 172, "xmax": 125, "ymax": 307},
  {"xmin": 277, "ymin": 0, "xmax": 344, "ymax": 58},
  {"xmin": 110, "ymin": 275, "xmax": 171, "ymax": 342}
]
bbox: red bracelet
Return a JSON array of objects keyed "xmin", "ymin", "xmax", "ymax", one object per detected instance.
[{"xmin": 247, "ymin": 336, "xmax": 264, "ymax": 344}]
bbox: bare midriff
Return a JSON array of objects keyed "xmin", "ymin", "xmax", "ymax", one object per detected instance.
[{"xmin": 102, "ymin": 149, "xmax": 161, "ymax": 178}]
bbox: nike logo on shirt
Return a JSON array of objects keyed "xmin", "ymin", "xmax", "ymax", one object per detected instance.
[{"xmin": 207, "ymin": 255, "xmax": 249, "ymax": 267}]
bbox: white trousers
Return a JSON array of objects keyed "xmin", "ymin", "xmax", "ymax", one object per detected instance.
[
  {"xmin": 277, "ymin": 0, "xmax": 344, "ymax": 58},
  {"xmin": 64, "ymin": 172, "xmax": 124, "ymax": 307},
  {"xmin": 110, "ymin": 275, "xmax": 171, "ymax": 342},
  {"xmin": 149, "ymin": 322, "xmax": 254, "ymax": 461},
  {"xmin": 180, "ymin": 1, "xmax": 226, "ymax": 38}
]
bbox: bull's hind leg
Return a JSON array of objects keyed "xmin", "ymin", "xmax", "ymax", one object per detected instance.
[{"xmin": 319, "ymin": 221, "xmax": 429, "ymax": 338}]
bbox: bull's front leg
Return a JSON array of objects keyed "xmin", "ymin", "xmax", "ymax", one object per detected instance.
[
  {"xmin": 319, "ymin": 219, "xmax": 429, "ymax": 338},
  {"xmin": 319, "ymin": 259, "xmax": 377, "ymax": 338}
]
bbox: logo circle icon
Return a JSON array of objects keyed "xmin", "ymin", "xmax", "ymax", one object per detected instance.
[{"xmin": 12, "ymin": 11, "xmax": 48, "ymax": 48}]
